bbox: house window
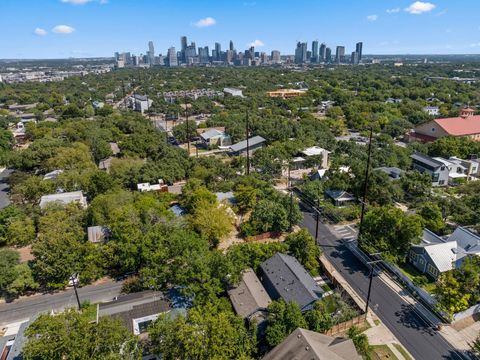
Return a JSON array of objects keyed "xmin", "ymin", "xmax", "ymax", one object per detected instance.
[
  {"xmin": 431, "ymin": 128, "xmax": 435, "ymax": 132},
  {"xmin": 427, "ymin": 264, "xmax": 438, "ymax": 277},
  {"xmin": 439, "ymin": 180, "xmax": 445, "ymax": 185},
  {"xmin": 419, "ymin": 257, "xmax": 425, "ymax": 266},
  {"xmin": 409, "ymin": 250, "xmax": 417, "ymax": 262}
]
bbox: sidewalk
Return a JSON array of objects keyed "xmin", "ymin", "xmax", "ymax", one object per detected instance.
[{"xmin": 319, "ymin": 255, "xmax": 415, "ymax": 360}]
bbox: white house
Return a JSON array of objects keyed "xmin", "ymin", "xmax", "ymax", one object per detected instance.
[
  {"xmin": 423, "ymin": 106, "xmax": 440, "ymax": 116},
  {"xmin": 223, "ymin": 87, "xmax": 244, "ymax": 97},
  {"xmin": 129, "ymin": 95, "xmax": 153, "ymax": 113},
  {"xmin": 39, "ymin": 191, "xmax": 87, "ymax": 209},
  {"xmin": 300, "ymin": 146, "xmax": 331, "ymax": 169}
]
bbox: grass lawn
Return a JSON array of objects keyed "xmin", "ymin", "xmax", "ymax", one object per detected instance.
[
  {"xmin": 393, "ymin": 343, "xmax": 413, "ymax": 360},
  {"xmin": 396, "ymin": 262, "xmax": 437, "ymax": 294},
  {"xmin": 370, "ymin": 345, "xmax": 399, "ymax": 360}
]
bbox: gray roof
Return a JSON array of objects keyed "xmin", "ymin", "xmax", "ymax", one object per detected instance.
[
  {"xmin": 262, "ymin": 328, "xmax": 361, "ymax": 360},
  {"xmin": 229, "ymin": 135, "xmax": 266, "ymax": 153},
  {"xmin": 411, "ymin": 152, "xmax": 444, "ymax": 169},
  {"xmin": 260, "ymin": 253, "xmax": 324, "ymax": 311},
  {"xmin": 325, "ymin": 189, "xmax": 356, "ymax": 202},
  {"xmin": 39, "ymin": 191, "xmax": 87, "ymax": 209},
  {"xmin": 97, "ymin": 291, "xmax": 170, "ymax": 333},
  {"xmin": 375, "ymin": 167, "xmax": 405, "ymax": 179},
  {"xmin": 133, "ymin": 94, "xmax": 148, "ymax": 101},
  {"xmin": 449, "ymin": 227, "xmax": 480, "ymax": 259},
  {"xmin": 227, "ymin": 268, "xmax": 272, "ymax": 320},
  {"xmin": 200, "ymin": 128, "xmax": 224, "ymax": 141},
  {"xmin": 3, "ymin": 315, "xmax": 39, "ymax": 360}
]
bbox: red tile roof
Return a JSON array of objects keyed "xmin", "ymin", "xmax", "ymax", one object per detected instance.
[{"xmin": 433, "ymin": 115, "xmax": 480, "ymax": 136}]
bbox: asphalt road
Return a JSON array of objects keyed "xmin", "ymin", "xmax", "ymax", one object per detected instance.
[
  {"xmin": 0, "ymin": 169, "xmax": 12, "ymax": 209},
  {"xmin": 0, "ymin": 280, "xmax": 123, "ymax": 326},
  {"xmin": 301, "ymin": 209, "xmax": 467, "ymax": 360}
]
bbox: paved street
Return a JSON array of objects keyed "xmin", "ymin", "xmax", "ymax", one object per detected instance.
[
  {"xmin": 0, "ymin": 280, "xmax": 123, "ymax": 326},
  {"xmin": 0, "ymin": 169, "xmax": 12, "ymax": 209},
  {"xmin": 301, "ymin": 208, "xmax": 467, "ymax": 360}
]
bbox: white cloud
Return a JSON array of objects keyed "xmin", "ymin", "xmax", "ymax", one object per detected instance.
[
  {"xmin": 193, "ymin": 17, "xmax": 216, "ymax": 28},
  {"xmin": 61, "ymin": 0, "xmax": 92, "ymax": 4},
  {"xmin": 248, "ymin": 39, "xmax": 264, "ymax": 47},
  {"xmin": 34, "ymin": 27, "xmax": 47, "ymax": 36},
  {"xmin": 405, "ymin": 1, "xmax": 436, "ymax": 14},
  {"xmin": 52, "ymin": 25, "xmax": 76, "ymax": 34},
  {"xmin": 386, "ymin": 8, "xmax": 400, "ymax": 14},
  {"xmin": 367, "ymin": 15, "xmax": 378, "ymax": 22}
]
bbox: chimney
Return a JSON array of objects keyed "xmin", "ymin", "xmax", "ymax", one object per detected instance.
[{"xmin": 460, "ymin": 107, "xmax": 475, "ymax": 118}]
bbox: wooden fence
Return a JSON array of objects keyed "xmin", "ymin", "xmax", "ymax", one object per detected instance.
[{"xmin": 323, "ymin": 315, "xmax": 367, "ymax": 336}]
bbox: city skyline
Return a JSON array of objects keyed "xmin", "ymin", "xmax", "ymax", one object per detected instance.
[{"xmin": 2, "ymin": 0, "xmax": 480, "ymax": 59}]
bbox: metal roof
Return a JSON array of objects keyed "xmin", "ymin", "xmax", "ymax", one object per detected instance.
[
  {"xmin": 229, "ymin": 136, "xmax": 266, "ymax": 153},
  {"xmin": 200, "ymin": 128, "xmax": 224, "ymax": 141},
  {"xmin": 411, "ymin": 152, "xmax": 444, "ymax": 169},
  {"xmin": 260, "ymin": 253, "xmax": 324, "ymax": 311}
]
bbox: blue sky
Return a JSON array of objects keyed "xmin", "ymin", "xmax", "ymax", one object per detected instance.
[{"xmin": 2, "ymin": 0, "xmax": 480, "ymax": 58}]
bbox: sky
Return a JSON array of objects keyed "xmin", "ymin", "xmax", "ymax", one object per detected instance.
[{"xmin": 2, "ymin": 0, "xmax": 480, "ymax": 59}]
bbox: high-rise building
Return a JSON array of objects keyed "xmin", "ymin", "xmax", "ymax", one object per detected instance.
[
  {"xmin": 355, "ymin": 42, "xmax": 363, "ymax": 62},
  {"xmin": 335, "ymin": 46, "xmax": 345, "ymax": 64},
  {"xmin": 351, "ymin": 51, "xmax": 359, "ymax": 65},
  {"xmin": 226, "ymin": 50, "xmax": 234, "ymax": 64},
  {"xmin": 311, "ymin": 40, "xmax": 319, "ymax": 63},
  {"xmin": 294, "ymin": 42, "xmax": 307, "ymax": 64},
  {"xmin": 147, "ymin": 41, "xmax": 155, "ymax": 65},
  {"xmin": 325, "ymin": 47, "xmax": 332, "ymax": 63},
  {"xmin": 319, "ymin": 43, "xmax": 326, "ymax": 62},
  {"xmin": 260, "ymin": 52, "xmax": 268, "ymax": 64},
  {"xmin": 167, "ymin": 47, "xmax": 178, "ymax": 67},
  {"xmin": 215, "ymin": 42, "xmax": 221, "ymax": 61},
  {"xmin": 229, "ymin": 40, "xmax": 234, "ymax": 51},
  {"xmin": 271, "ymin": 50, "xmax": 281, "ymax": 64},
  {"xmin": 180, "ymin": 36, "xmax": 187, "ymax": 62}
]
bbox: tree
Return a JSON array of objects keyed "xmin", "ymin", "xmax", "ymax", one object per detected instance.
[
  {"xmin": 435, "ymin": 271, "xmax": 471, "ymax": 314},
  {"xmin": 473, "ymin": 336, "xmax": 480, "ymax": 356},
  {"xmin": 173, "ymin": 120, "xmax": 197, "ymax": 143},
  {"xmin": 0, "ymin": 249, "xmax": 19, "ymax": 293},
  {"xmin": 7, "ymin": 263, "xmax": 39, "ymax": 296},
  {"xmin": 265, "ymin": 300, "xmax": 307, "ymax": 348},
  {"xmin": 304, "ymin": 301, "xmax": 333, "ymax": 333},
  {"xmin": 400, "ymin": 171, "xmax": 432, "ymax": 201},
  {"xmin": 32, "ymin": 204, "xmax": 91, "ymax": 289},
  {"xmin": 417, "ymin": 202, "xmax": 445, "ymax": 234},
  {"xmin": 189, "ymin": 201, "xmax": 234, "ymax": 246},
  {"xmin": 149, "ymin": 299, "xmax": 256, "ymax": 360},
  {"xmin": 359, "ymin": 206, "xmax": 423, "ymax": 262},
  {"xmin": 23, "ymin": 309, "xmax": 142, "ymax": 360},
  {"xmin": 285, "ymin": 229, "xmax": 321, "ymax": 276},
  {"xmin": 347, "ymin": 326, "xmax": 371, "ymax": 359},
  {"xmin": 247, "ymin": 199, "xmax": 289, "ymax": 235},
  {"xmin": 234, "ymin": 184, "xmax": 258, "ymax": 213}
]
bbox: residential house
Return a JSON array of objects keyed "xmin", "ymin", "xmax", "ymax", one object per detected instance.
[
  {"xmin": 223, "ymin": 87, "xmax": 244, "ymax": 97},
  {"xmin": 137, "ymin": 180, "xmax": 168, "ymax": 192},
  {"xmin": 375, "ymin": 167, "xmax": 404, "ymax": 180},
  {"xmin": 409, "ymin": 227, "xmax": 480, "ymax": 279},
  {"xmin": 228, "ymin": 268, "xmax": 272, "ymax": 326},
  {"xmin": 410, "ymin": 152, "xmax": 449, "ymax": 186},
  {"xmin": 297, "ymin": 146, "xmax": 331, "ymax": 170},
  {"xmin": 409, "ymin": 108, "xmax": 480, "ymax": 143},
  {"xmin": 97, "ymin": 291, "xmax": 172, "ymax": 335},
  {"xmin": 198, "ymin": 128, "xmax": 231, "ymax": 147},
  {"xmin": 317, "ymin": 100, "xmax": 336, "ymax": 116},
  {"xmin": 262, "ymin": 328, "xmax": 361, "ymax": 360},
  {"xmin": 432, "ymin": 157, "xmax": 468, "ymax": 184},
  {"xmin": 229, "ymin": 136, "xmax": 266, "ymax": 156},
  {"xmin": 267, "ymin": 89, "xmax": 307, "ymax": 99},
  {"xmin": 0, "ymin": 316, "xmax": 38, "ymax": 360},
  {"xmin": 448, "ymin": 156, "xmax": 480, "ymax": 180},
  {"xmin": 99, "ymin": 157, "xmax": 114, "ymax": 173},
  {"xmin": 259, "ymin": 253, "xmax": 324, "ymax": 311},
  {"xmin": 87, "ymin": 225, "xmax": 110, "ymax": 243},
  {"xmin": 92, "ymin": 100, "xmax": 104, "ymax": 109},
  {"xmin": 43, "ymin": 169, "xmax": 63, "ymax": 181},
  {"xmin": 423, "ymin": 106, "xmax": 440, "ymax": 116},
  {"xmin": 129, "ymin": 94, "xmax": 153, "ymax": 113},
  {"xmin": 39, "ymin": 191, "xmax": 87, "ymax": 209},
  {"xmin": 109, "ymin": 142, "xmax": 120, "ymax": 155},
  {"xmin": 385, "ymin": 98, "xmax": 402, "ymax": 104},
  {"xmin": 324, "ymin": 189, "xmax": 356, "ymax": 207}
]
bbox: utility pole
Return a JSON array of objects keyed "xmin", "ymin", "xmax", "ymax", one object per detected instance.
[
  {"xmin": 245, "ymin": 110, "xmax": 250, "ymax": 175},
  {"xmin": 358, "ymin": 127, "xmax": 374, "ymax": 239},
  {"xmin": 121, "ymin": 80, "xmax": 127, "ymax": 109},
  {"xmin": 184, "ymin": 95, "xmax": 190, "ymax": 154},
  {"xmin": 288, "ymin": 162, "xmax": 293, "ymax": 230},
  {"xmin": 70, "ymin": 274, "xmax": 81, "ymax": 310},
  {"xmin": 315, "ymin": 198, "xmax": 320, "ymax": 240}
]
